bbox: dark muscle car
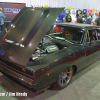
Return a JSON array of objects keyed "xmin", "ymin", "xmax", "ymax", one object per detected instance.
[{"xmin": 0, "ymin": 7, "xmax": 100, "ymax": 93}]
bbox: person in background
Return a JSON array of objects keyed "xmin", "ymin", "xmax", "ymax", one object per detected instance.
[
  {"xmin": 76, "ymin": 9, "xmax": 82, "ymax": 18},
  {"xmin": 82, "ymin": 14, "xmax": 86, "ymax": 23},
  {"xmin": 0, "ymin": 7, "xmax": 6, "ymax": 34},
  {"xmin": 95, "ymin": 15, "xmax": 100, "ymax": 26},
  {"xmin": 86, "ymin": 13, "xmax": 92, "ymax": 24},
  {"xmin": 65, "ymin": 13, "xmax": 72, "ymax": 22},
  {"xmin": 56, "ymin": 11, "xmax": 65, "ymax": 33},
  {"xmin": 91, "ymin": 12, "xmax": 99, "ymax": 25},
  {"xmin": 77, "ymin": 14, "xmax": 85, "ymax": 23}
]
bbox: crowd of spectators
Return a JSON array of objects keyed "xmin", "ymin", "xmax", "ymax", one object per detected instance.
[{"xmin": 56, "ymin": 9, "xmax": 100, "ymax": 26}]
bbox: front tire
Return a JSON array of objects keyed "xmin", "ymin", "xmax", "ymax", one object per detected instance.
[{"xmin": 56, "ymin": 67, "xmax": 73, "ymax": 89}]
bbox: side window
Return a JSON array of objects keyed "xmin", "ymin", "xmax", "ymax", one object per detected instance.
[
  {"xmin": 86, "ymin": 29, "xmax": 100, "ymax": 43},
  {"xmin": 91, "ymin": 29, "xmax": 100, "ymax": 41}
]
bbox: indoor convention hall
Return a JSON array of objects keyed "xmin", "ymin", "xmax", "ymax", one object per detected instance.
[{"xmin": 0, "ymin": 0, "xmax": 100, "ymax": 100}]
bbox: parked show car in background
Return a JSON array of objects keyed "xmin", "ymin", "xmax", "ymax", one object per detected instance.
[{"xmin": 0, "ymin": 7, "xmax": 100, "ymax": 93}]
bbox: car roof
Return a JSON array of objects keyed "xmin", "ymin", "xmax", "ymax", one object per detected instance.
[{"xmin": 56, "ymin": 23, "xmax": 100, "ymax": 29}]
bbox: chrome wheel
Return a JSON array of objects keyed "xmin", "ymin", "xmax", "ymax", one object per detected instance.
[{"xmin": 56, "ymin": 67, "xmax": 73, "ymax": 89}]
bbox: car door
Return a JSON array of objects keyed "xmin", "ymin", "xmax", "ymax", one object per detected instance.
[
  {"xmin": 91, "ymin": 29, "xmax": 100, "ymax": 60},
  {"xmin": 84, "ymin": 29, "xmax": 96, "ymax": 66}
]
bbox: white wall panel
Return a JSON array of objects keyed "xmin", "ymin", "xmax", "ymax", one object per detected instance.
[{"xmin": 1, "ymin": 0, "xmax": 100, "ymax": 10}]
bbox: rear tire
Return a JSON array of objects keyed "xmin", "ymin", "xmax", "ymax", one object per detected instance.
[{"xmin": 56, "ymin": 67, "xmax": 73, "ymax": 89}]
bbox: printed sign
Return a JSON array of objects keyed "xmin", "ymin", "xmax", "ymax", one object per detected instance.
[
  {"xmin": 0, "ymin": 2, "xmax": 26, "ymax": 21},
  {"xmin": 45, "ymin": 5, "xmax": 48, "ymax": 8},
  {"xmin": 66, "ymin": 10, "xmax": 69, "ymax": 14},
  {"xmin": 72, "ymin": 10, "xmax": 76, "ymax": 14},
  {"xmin": 78, "ymin": 11, "xmax": 81, "ymax": 14},
  {"xmin": 92, "ymin": 9, "xmax": 95, "ymax": 11},
  {"xmin": 68, "ymin": 7, "xmax": 71, "ymax": 10}
]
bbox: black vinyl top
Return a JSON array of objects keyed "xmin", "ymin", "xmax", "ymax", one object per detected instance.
[{"xmin": 56, "ymin": 23, "xmax": 100, "ymax": 29}]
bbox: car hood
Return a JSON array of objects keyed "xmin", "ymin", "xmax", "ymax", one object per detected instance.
[{"xmin": 0, "ymin": 7, "xmax": 64, "ymax": 66}]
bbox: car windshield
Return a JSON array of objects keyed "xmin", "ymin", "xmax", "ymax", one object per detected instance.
[
  {"xmin": 62, "ymin": 28, "xmax": 84, "ymax": 43},
  {"xmin": 49, "ymin": 27, "xmax": 85, "ymax": 44}
]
